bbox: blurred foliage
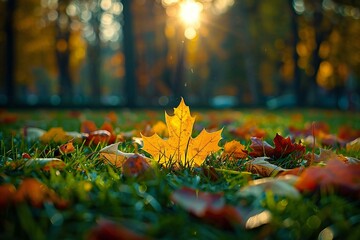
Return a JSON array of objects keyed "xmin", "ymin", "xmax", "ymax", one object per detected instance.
[{"xmin": 0, "ymin": 0, "xmax": 359, "ymax": 108}]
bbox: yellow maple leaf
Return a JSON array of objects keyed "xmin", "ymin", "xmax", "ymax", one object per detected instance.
[{"xmin": 141, "ymin": 98, "xmax": 222, "ymax": 167}]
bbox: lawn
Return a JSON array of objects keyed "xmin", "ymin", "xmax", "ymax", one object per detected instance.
[{"xmin": 1, "ymin": 104, "xmax": 360, "ymax": 240}]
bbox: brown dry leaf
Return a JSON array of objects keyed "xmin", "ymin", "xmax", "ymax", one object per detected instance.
[
  {"xmin": 141, "ymin": 98, "xmax": 222, "ymax": 167},
  {"xmin": 222, "ymin": 140, "xmax": 248, "ymax": 160},
  {"xmin": 245, "ymin": 157, "xmax": 286, "ymax": 177},
  {"xmin": 122, "ymin": 154, "xmax": 155, "ymax": 180}
]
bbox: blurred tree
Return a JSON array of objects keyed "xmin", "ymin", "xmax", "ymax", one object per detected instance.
[{"xmin": 56, "ymin": 0, "xmax": 74, "ymax": 103}]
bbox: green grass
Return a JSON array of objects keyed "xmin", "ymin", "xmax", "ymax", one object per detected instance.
[{"xmin": 0, "ymin": 109, "xmax": 360, "ymax": 239}]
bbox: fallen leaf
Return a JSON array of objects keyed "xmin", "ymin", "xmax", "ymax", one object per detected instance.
[
  {"xmin": 105, "ymin": 111, "xmax": 118, "ymax": 124},
  {"xmin": 170, "ymin": 187, "xmax": 242, "ymax": 228},
  {"xmin": 142, "ymin": 98, "xmax": 222, "ymax": 167},
  {"xmin": 13, "ymin": 178, "xmax": 68, "ymax": 209},
  {"xmin": 346, "ymin": 137, "xmax": 360, "ymax": 152},
  {"xmin": 22, "ymin": 127, "xmax": 46, "ymax": 141},
  {"xmin": 229, "ymin": 121, "xmax": 266, "ymax": 140},
  {"xmin": 313, "ymin": 148, "xmax": 348, "ymax": 163},
  {"xmin": 222, "ymin": 140, "xmax": 248, "ymax": 160},
  {"xmin": 238, "ymin": 176, "xmax": 301, "ymax": 200},
  {"xmin": 58, "ymin": 141, "xmax": 76, "ymax": 155},
  {"xmin": 295, "ymin": 160, "xmax": 360, "ymax": 198},
  {"xmin": 81, "ymin": 120, "xmax": 117, "ymax": 145},
  {"xmin": 122, "ymin": 154, "xmax": 155, "ymax": 180},
  {"xmin": 249, "ymin": 133, "xmax": 305, "ymax": 159},
  {"xmin": 40, "ymin": 127, "xmax": 73, "ymax": 143},
  {"xmin": 99, "ymin": 142, "xmax": 137, "ymax": 167},
  {"xmin": 0, "ymin": 183, "xmax": 16, "ymax": 208},
  {"xmin": 245, "ymin": 157, "xmax": 286, "ymax": 177},
  {"xmin": 0, "ymin": 112, "xmax": 18, "ymax": 124},
  {"xmin": 151, "ymin": 121, "xmax": 168, "ymax": 136},
  {"xmin": 88, "ymin": 219, "xmax": 147, "ymax": 240},
  {"xmin": 25, "ymin": 158, "xmax": 66, "ymax": 171},
  {"xmin": 337, "ymin": 125, "xmax": 360, "ymax": 142}
]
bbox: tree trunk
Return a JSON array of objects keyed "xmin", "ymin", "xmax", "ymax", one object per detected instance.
[
  {"xmin": 5, "ymin": 0, "xmax": 15, "ymax": 106},
  {"xmin": 123, "ymin": 0, "xmax": 137, "ymax": 107},
  {"xmin": 235, "ymin": 3, "xmax": 260, "ymax": 106},
  {"xmin": 288, "ymin": 0, "xmax": 304, "ymax": 106}
]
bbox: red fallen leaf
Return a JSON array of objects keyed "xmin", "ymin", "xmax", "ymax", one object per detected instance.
[
  {"xmin": 249, "ymin": 133, "xmax": 305, "ymax": 159},
  {"xmin": 295, "ymin": 160, "xmax": 360, "ymax": 198},
  {"xmin": 0, "ymin": 183, "xmax": 16, "ymax": 208},
  {"xmin": 87, "ymin": 130, "xmax": 112, "ymax": 145},
  {"xmin": 170, "ymin": 187, "xmax": 242, "ymax": 228},
  {"xmin": 230, "ymin": 122, "xmax": 266, "ymax": 140},
  {"xmin": 337, "ymin": 125, "xmax": 360, "ymax": 142},
  {"xmin": 88, "ymin": 219, "xmax": 147, "ymax": 240},
  {"xmin": 81, "ymin": 120, "xmax": 98, "ymax": 133},
  {"xmin": 0, "ymin": 112, "xmax": 18, "ymax": 124},
  {"xmin": 13, "ymin": 178, "xmax": 68, "ymax": 209},
  {"xmin": 22, "ymin": 152, "xmax": 32, "ymax": 159},
  {"xmin": 81, "ymin": 120, "xmax": 117, "ymax": 145},
  {"xmin": 100, "ymin": 122, "xmax": 116, "ymax": 143},
  {"xmin": 122, "ymin": 154, "xmax": 155, "ymax": 180},
  {"xmin": 318, "ymin": 132, "xmax": 346, "ymax": 148}
]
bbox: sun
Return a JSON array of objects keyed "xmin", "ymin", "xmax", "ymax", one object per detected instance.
[{"xmin": 179, "ymin": 0, "xmax": 203, "ymax": 27}]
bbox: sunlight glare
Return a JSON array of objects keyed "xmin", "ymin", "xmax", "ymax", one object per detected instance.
[{"xmin": 179, "ymin": 0, "xmax": 203, "ymax": 27}]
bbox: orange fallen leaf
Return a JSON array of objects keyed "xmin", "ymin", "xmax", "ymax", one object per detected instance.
[
  {"xmin": 141, "ymin": 98, "xmax": 222, "ymax": 167},
  {"xmin": 222, "ymin": 140, "xmax": 248, "ymax": 160},
  {"xmin": 13, "ymin": 178, "xmax": 68, "ymax": 209},
  {"xmin": 105, "ymin": 111, "xmax": 118, "ymax": 124},
  {"xmin": 58, "ymin": 141, "xmax": 75, "ymax": 155},
  {"xmin": 0, "ymin": 183, "xmax": 16, "ymax": 208}
]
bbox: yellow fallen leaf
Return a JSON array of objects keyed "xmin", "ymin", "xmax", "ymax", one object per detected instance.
[
  {"xmin": 141, "ymin": 98, "xmax": 222, "ymax": 167},
  {"xmin": 40, "ymin": 127, "xmax": 72, "ymax": 143},
  {"xmin": 346, "ymin": 138, "xmax": 360, "ymax": 152}
]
